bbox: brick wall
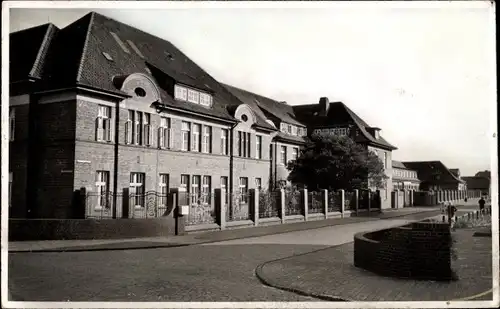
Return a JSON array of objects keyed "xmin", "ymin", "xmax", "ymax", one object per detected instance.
[
  {"xmin": 354, "ymin": 221, "xmax": 454, "ymax": 281},
  {"xmin": 9, "ymin": 217, "xmax": 177, "ymax": 241}
]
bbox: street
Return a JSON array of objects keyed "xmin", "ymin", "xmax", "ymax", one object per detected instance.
[{"xmin": 9, "ymin": 215, "xmax": 426, "ymax": 302}]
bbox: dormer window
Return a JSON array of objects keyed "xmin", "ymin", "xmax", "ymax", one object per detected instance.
[
  {"xmin": 134, "ymin": 87, "xmax": 146, "ymax": 97},
  {"xmin": 280, "ymin": 123, "xmax": 287, "ymax": 133},
  {"xmin": 174, "ymin": 84, "xmax": 212, "ymax": 107}
]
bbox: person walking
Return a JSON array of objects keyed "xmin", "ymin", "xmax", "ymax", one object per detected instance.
[{"xmin": 479, "ymin": 196, "xmax": 486, "ymax": 213}]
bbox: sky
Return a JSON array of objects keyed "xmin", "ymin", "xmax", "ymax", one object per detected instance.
[{"xmin": 8, "ymin": 2, "xmax": 496, "ymax": 176}]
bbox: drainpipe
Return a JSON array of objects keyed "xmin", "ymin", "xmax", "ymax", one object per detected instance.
[
  {"xmin": 112, "ymin": 100, "xmax": 120, "ymax": 219},
  {"xmin": 229, "ymin": 121, "xmax": 239, "ymax": 215}
]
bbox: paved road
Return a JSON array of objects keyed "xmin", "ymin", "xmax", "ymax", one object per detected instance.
[{"xmin": 7, "ymin": 213, "xmax": 442, "ymax": 302}]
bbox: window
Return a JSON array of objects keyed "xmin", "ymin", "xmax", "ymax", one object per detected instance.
[
  {"xmin": 383, "ymin": 152, "xmax": 387, "ymax": 170},
  {"xmin": 158, "ymin": 117, "xmax": 172, "ymax": 149},
  {"xmin": 237, "ymin": 131, "xmax": 241, "ymax": 156},
  {"xmin": 143, "ymin": 113, "xmax": 152, "ymax": 146},
  {"xmin": 126, "ymin": 110, "xmax": 144, "ymax": 145},
  {"xmin": 192, "ymin": 124, "xmax": 201, "ymax": 152},
  {"xmin": 200, "ymin": 93, "xmax": 212, "ymax": 107},
  {"xmin": 191, "ymin": 175, "xmax": 201, "ymax": 204},
  {"xmin": 255, "ymin": 178, "xmax": 262, "ymax": 190},
  {"xmin": 239, "ymin": 177, "xmax": 249, "ymax": 204},
  {"xmin": 202, "ymin": 176, "xmax": 211, "ymax": 204},
  {"xmin": 280, "ymin": 123, "xmax": 287, "ymax": 133},
  {"xmin": 202, "ymin": 126, "xmax": 212, "ymax": 153},
  {"xmin": 96, "ymin": 105, "xmax": 112, "ymax": 142},
  {"xmin": 280, "ymin": 146, "xmax": 287, "ymax": 165},
  {"xmin": 130, "ymin": 173, "xmax": 145, "ymax": 208},
  {"xmin": 135, "ymin": 87, "xmax": 146, "ymax": 97},
  {"xmin": 187, "ymin": 89, "xmax": 200, "ymax": 104},
  {"xmin": 181, "ymin": 121, "xmax": 191, "ymax": 151},
  {"xmin": 159, "ymin": 174, "xmax": 169, "ymax": 207},
  {"xmin": 291, "ymin": 126, "xmax": 297, "ymax": 136},
  {"xmin": 221, "ymin": 129, "xmax": 229, "ymax": 155},
  {"xmin": 175, "ymin": 85, "xmax": 188, "ymax": 101},
  {"xmin": 8, "ymin": 172, "xmax": 12, "ymax": 208},
  {"xmin": 292, "ymin": 147, "xmax": 299, "ymax": 161},
  {"xmin": 238, "ymin": 131, "xmax": 250, "ymax": 157},
  {"xmin": 180, "ymin": 174, "xmax": 190, "ymax": 193},
  {"xmin": 256, "ymin": 135, "xmax": 262, "ymax": 159},
  {"xmin": 221, "ymin": 176, "xmax": 228, "ymax": 206},
  {"xmin": 287, "ymin": 125, "xmax": 292, "ymax": 134},
  {"xmin": 303, "ymin": 128, "xmax": 307, "ymax": 136},
  {"xmin": 9, "ymin": 108, "xmax": 15, "ymax": 141},
  {"xmin": 96, "ymin": 171, "xmax": 110, "ymax": 209}
]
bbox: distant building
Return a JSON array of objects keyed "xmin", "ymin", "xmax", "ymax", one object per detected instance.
[
  {"xmin": 462, "ymin": 176, "xmax": 490, "ymax": 197},
  {"xmin": 392, "ymin": 161, "xmax": 421, "ymax": 191},
  {"xmin": 402, "ymin": 161, "xmax": 466, "ymax": 191},
  {"xmin": 475, "ymin": 170, "xmax": 491, "ymax": 179}
]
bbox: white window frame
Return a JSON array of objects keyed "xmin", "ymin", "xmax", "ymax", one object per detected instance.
[
  {"xmin": 180, "ymin": 174, "xmax": 190, "ymax": 193},
  {"xmin": 192, "ymin": 123, "xmax": 201, "ymax": 152},
  {"xmin": 292, "ymin": 147, "xmax": 298, "ymax": 161},
  {"xmin": 95, "ymin": 171, "xmax": 110, "ymax": 209},
  {"xmin": 187, "ymin": 89, "xmax": 200, "ymax": 104},
  {"xmin": 125, "ymin": 110, "xmax": 133, "ymax": 144},
  {"xmin": 130, "ymin": 172, "xmax": 145, "ymax": 208},
  {"xmin": 9, "ymin": 108, "xmax": 15, "ymax": 142},
  {"xmin": 158, "ymin": 117, "xmax": 172, "ymax": 149},
  {"xmin": 202, "ymin": 126, "xmax": 212, "ymax": 153},
  {"xmin": 383, "ymin": 152, "xmax": 387, "ymax": 170},
  {"xmin": 174, "ymin": 85, "xmax": 188, "ymax": 101},
  {"xmin": 199, "ymin": 93, "xmax": 213, "ymax": 107},
  {"xmin": 191, "ymin": 175, "xmax": 201, "ymax": 204},
  {"xmin": 280, "ymin": 146, "xmax": 287, "ymax": 165},
  {"xmin": 239, "ymin": 177, "xmax": 249, "ymax": 204},
  {"xmin": 96, "ymin": 105, "xmax": 112, "ymax": 142},
  {"xmin": 181, "ymin": 121, "xmax": 191, "ymax": 151},
  {"xmin": 291, "ymin": 126, "xmax": 297, "ymax": 136},
  {"xmin": 159, "ymin": 173, "xmax": 169, "ymax": 207},
  {"xmin": 143, "ymin": 113, "xmax": 152, "ymax": 146},
  {"xmin": 221, "ymin": 129, "xmax": 228, "ymax": 155},
  {"xmin": 256, "ymin": 135, "xmax": 262, "ymax": 159},
  {"xmin": 255, "ymin": 178, "xmax": 262, "ymax": 190},
  {"xmin": 202, "ymin": 176, "xmax": 211, "ymax": 204},
  {"xmin": 280, "ymin": 123, "xmax": 287, "ymax": 133}
]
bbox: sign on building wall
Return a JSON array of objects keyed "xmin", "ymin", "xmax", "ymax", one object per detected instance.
[{"xmin": 312, "ymin": 127, "xmax": 349, "ymax": 137}]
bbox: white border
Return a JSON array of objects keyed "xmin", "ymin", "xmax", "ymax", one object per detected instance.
[{"xmin": 1, "ymin": 1, "xmax": 498, "ymax": 309}]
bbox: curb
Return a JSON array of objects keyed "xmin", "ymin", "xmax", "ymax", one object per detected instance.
[
  {"xmin": 8, "ymin": 209, "xmax": 441, "ymax": 253},
  {"xmin": 254, "ymin": 244, "xmax": 351, "ymax": 302}
]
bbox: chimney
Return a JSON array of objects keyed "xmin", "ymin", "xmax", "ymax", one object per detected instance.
[{"xmin": 319, "ymin": 97, "xmax": 330, "ymax": 114}]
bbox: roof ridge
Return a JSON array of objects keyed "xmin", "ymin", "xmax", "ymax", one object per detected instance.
[
  {"xmin": 10, "ymin": 22, "xmax": 56, "ymax": 35},
  {"xmin": 222, "ymin": 82, "xmax": 285, "ymax": 105},
  {"xmin": 76, "ymin": 12, "xmax": 96, "ymax": 83},
  {"xmin": 28, "ymin": 23, "xmax": 57, "ymax": 79}
]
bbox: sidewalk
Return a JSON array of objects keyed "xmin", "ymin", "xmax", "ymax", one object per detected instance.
[
  {"xmin": 255, "ymin": 226, "xmax": 493, "ymax": 301},
  {"xmin": 8, "ymin": 207, "xmax": 441, "ymax": 253}
]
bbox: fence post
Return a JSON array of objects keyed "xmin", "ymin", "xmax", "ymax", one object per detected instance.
[
  {"xmin": 410, "ymin": 190, "xmax": 414, "ymax": 206},
  {"xmin": 169, "ymin": 188, "xmax": 185, "ymax": 235},
  {"xmin": 339, "ymin": 189, "xmax": 345, "ymax": 218},
  {"xmin": 122, "ymin": 187, "xmax": 130, "ymax": 219},
  {"xmin": 367, "ymin": 190, "xmax": 371, "ymax": 212},
  {"xmin": 354, "ymin": 189, "xmax": 359, "ymax": 214},
  {"xmin": 302, "ymin": 188, "xmax": 309, "ymax": 221},
  {"xmin": 214, "ymin": 188, "xmax": 226, "ymax": 230},
  {"xmin": 250, "ymin": 189, "xmax": 259, "ymax": 226},
  {"xmin": 322, "ymin": 189, "xmax": 328, "ymax": 219},
  {"xmin": 280, "ymin": 189, "xmax": 286, "ymax": 224}
]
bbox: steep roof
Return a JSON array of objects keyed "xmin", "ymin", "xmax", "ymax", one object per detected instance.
[
  {"xmin": 9, "ymin": 23, "xmax": 59, "ymax": 82},
  {"xmin": 221, "ymin": 84, "xmax": 278, "ymax": 131},
  {"xmin": 24, "ymin": 12, "xmax": 252, "ymax": 122},
  {"xmin": 462, "ymin": 176, "xmax": 490, "ymax": 190},
  {"xmin": 402, "ymin": 161, "xmax": 465, "ymax": 184},
  {"xmin": 293, "ymin": 102, "xmax": 397, "ymax": 150},
  {"xmin": 392, "ymin": 160, "xmax": 409, "ymax": 169}
]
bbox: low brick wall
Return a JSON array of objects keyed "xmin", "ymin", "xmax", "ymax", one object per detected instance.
[
  {"xmin": 9, "ymin": 216, "xmax": 180, "ymax": 241},
  {"xmin": 354, "ymin": 221, "xmax": 453, "ymax": 281}
]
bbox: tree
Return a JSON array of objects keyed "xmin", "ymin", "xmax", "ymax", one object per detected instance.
[{"xmin": 287, "ymin": 134, "xmax": 388, "ymax": 191}]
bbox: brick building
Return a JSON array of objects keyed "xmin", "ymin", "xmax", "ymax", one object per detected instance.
[
  {"xmin": 7, "ymin": 12, "xmax": 397, "ymax": 219},
  {"xmin": 402, "ymin": 161, "xmax": 466, "ymax": 191},
  {"xmin": 392, "ymin": 161, "xmax": 421, "ymax": 191}
]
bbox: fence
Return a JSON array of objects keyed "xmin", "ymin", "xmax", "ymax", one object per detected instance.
[
  {"xmin": 285, "ymin": 190, "xmax": 302, "ymax": 216},
  {"xmin": 259, "ymin": 190, "xmax": 280, "ymax": 219},
  {"xmin": 183, "ymin": 192, "xmax": 216, "ymax": 226},
  {"xmin": 358, "ymin": 190, "xmax": 369, "ymax": 210},
  {"xmin": 308, "ymin": 191, "xmax": 323, "ymax": 214},
  {"xmin": 344, "ymin": 191, "xmax": 355, "ymax": 211},
  {"xmin": 226, "ymin": 192, "xmax": 251, "ymax": 222},
  {"xmin": 328, "ymin": 191, "xmax": 342, "ymax": 213}
]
